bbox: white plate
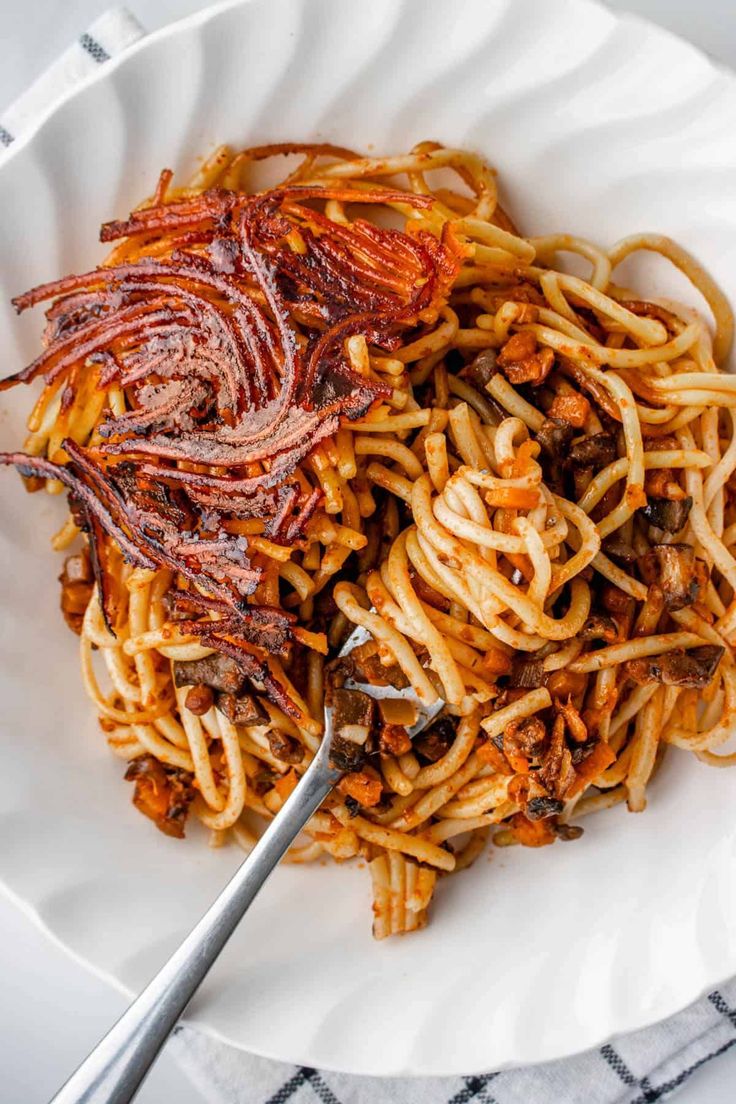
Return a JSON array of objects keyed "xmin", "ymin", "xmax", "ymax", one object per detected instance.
[{"xmin": 1, "ymin": 0, "xmax": 736, "ymax": 1077}]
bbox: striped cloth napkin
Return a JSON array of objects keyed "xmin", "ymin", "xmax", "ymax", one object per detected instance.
[
  {"xmin": 171, "ymin": 985, "xmax": 736, "ymax": 1103},
  {"xmin": 0, "ymin": 8, "xmax": 143, "ymax": 150},
  {"xmin": 3, "ymin": 9, "xmax": 736, "ymax": 1103}
]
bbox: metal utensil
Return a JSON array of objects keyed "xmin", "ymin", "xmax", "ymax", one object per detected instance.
[{"xmin": 49, "ymin": 623, "xmax": 444, "ymax": 1104}]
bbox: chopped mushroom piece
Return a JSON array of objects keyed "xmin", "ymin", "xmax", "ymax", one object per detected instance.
[
  {"xmin": 601, "ymin": 537, "xmax": 638, "ymax": 563},
  {"xmin": 578, "ymin": 614, "xmax": 620, "ymax": 643},
  {"xmin": 173, "ymin": 653, "xmax": 245, "ymax": 694},
  {"xmin": 267, "ymin": 729, "xmax": 304, "ymax": 765},
  {"xmin": 184, "ymin": 684, "xmax": 214, "ymax": 716},
  {"xmin": 526, "ymin": 796, "xmax": 564, "ymax": 820},
  {"xmin": 500, "ymin": 715, "xmax": 547, "ymax": 772},
  {"xmin": 641, "ymin": 496, "xmax": 692, "ymax": 533},
  {"xmin": 535, "ymin": 417, "xmax": 574, "ymax": 459},
  {"xmin": 413, "ymin": 715, "xmax": 455, "ymax": 762},
  {"xmin": 331, "ymin": 644, "xmax": 409, "ymax": 690},
  {"xmin": 251, "ymin": 768, "xmax": 276, "ymax": 796},
  {"xmin": 568, "ymin": 432, "xmax": 617, "ymax": 470},
  {"xmin": 461, "ymin": 348, "xmax": 497, "ymax": 390},
  {"xmin": 330, "ymin": 689, "xmax": 375, "ymax": 771},
  {"xmin": 639, "ymin": 543, "xmax": 705, "ymax": 611},
  {"xmin": 623, "ymin": 645, "xmax": 725, "ymax": 688},
  {"xmin": 59, "ymin": 549, "xmax": 94, "ymax": 635},
  {"xmin": 508, "ymin": 656, "xmax": 545, "ymax": 689},
  {"xmin": 572, "ymin": 466, "xmax": 594, "ymax": 500},
  {"xmin": 534, "ymin": 417, "xmax": 574, "ymax": 491},
  {"xmin": 124, "ymin": 755, "xmax": 195, "ymax": 838},
  {"xmin": 215, "ymin": 691, "xmax": 268, "ymax": 726},
  {"xmin": 332, "ymin": 688, "xmax": 374, "ymax": 744},
  {"xmin": 409, "ymin": 569, "xmax": 451, "ymax": 612},
  {"xmin": 601, "ymin": 585, "xmax": 635, "ymax": 615}
]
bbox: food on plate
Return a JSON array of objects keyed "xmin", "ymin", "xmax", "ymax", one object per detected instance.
[{"xmin": 2, "ymin": 141, "xmax": 735, "ymax": 938}]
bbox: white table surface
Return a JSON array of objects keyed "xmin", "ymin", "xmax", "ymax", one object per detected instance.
[{"xmin": 2, "ymin": 2, "xmax": 736, "ymax": 1102}]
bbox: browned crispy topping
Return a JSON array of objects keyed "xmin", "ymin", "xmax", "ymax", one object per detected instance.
[
  {"xmin": 1, "ymin": 182, "xmax": 463, "ymax": 712},
  {"xmin": 537, "ymin": 715, "xmax": 576, "ymax": 799}
]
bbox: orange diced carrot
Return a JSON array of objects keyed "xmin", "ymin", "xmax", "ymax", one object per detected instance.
[
  {"xmin": 481, "ymin": 646, "xmax": 513, "ymax": 676},
  {"xmin": 510, "ymin": 439, "xmax": 540, "ymax": 477},
  {"xmin": 548, "ymin": 392, "xmax": 591, "ymax": 428},
  {"xmin": 498, "ymin": 331, "xmax": 537, "ymax": 365},
  {"xmin": 274, "ymin": 768, "xmax": 299, "ymax": 800},
  {"xmin": 338, "ymin": 770, "xmax": 383, "ymax": 807},
  {"xmin": 476, "ymin": 739, "xmax": 513, "ymax": 773},
  {"xmin": 567, "ymin": 742, "xmax": 617, "ymax": 797},
  {"xmin": 293, "ymin": 627, "xmax": 329, "ymax": 654},
  {"xmin": 484, "ymin": 487, "xmax": 540, "ymax": 510},
  {"xmin": 379, "ymin": 724, "xmax": 413, "ymax": 757},
  {"xmin": 509, "ymin": 812, "xmax": 556, "ymax": 847}
]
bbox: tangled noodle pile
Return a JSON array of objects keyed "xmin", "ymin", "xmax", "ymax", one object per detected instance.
[{"xmin": 2, "ymin": 141, "xmax": 735, "ymax": 937}]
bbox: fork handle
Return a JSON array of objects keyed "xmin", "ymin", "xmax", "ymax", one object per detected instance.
[{"xmin": 49, "ymin": 747, "xmax": 339, "ymax": 1104}]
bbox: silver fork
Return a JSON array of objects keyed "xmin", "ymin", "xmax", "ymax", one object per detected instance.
[{"xmin": 50, "ymin": 623, "xmax": 444, "ymax": 1104}]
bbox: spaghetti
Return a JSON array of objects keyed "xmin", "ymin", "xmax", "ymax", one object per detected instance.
[{"xmin": 2, "ymin": 141, "xmax": 735, "ymax": 938}]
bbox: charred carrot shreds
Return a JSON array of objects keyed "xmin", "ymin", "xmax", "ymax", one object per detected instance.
[{"xmin": 0, "ymin": 181, "xmax": 463, "ymax": 713}]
